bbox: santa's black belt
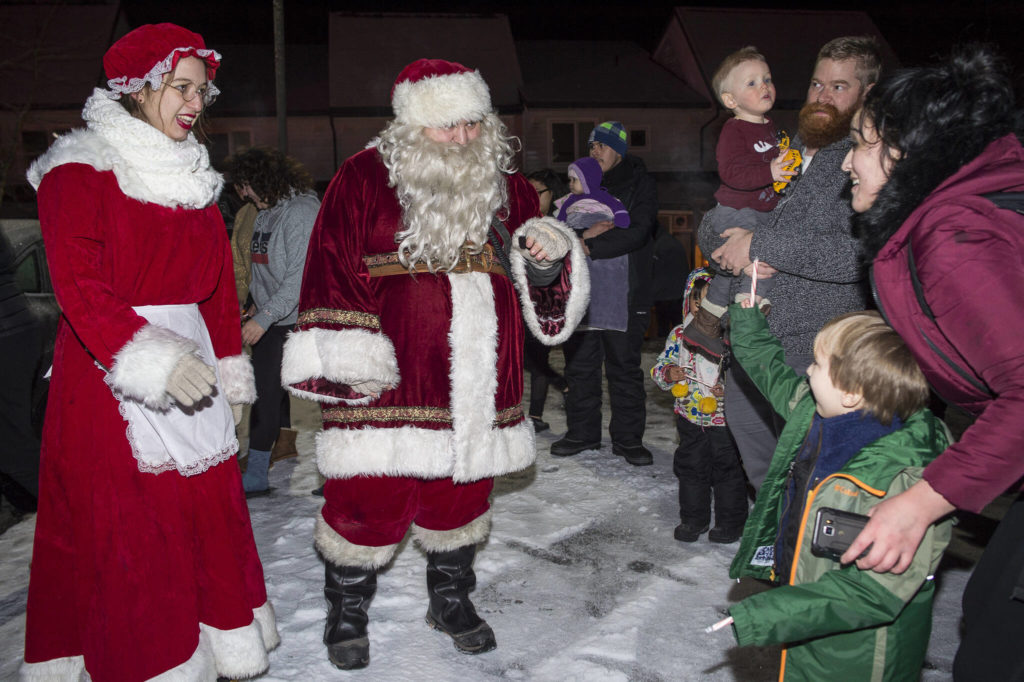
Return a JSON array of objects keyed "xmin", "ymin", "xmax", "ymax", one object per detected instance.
[{"xmin": 362, "ymin": 244, "xmax": 506, "ymax": 277}]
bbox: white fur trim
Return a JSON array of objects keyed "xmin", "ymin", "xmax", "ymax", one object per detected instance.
[
  {"xmin": 316, "ymin": 420, "xmax": 535, "ymax": 483},
  {"xmin": 392, "ymin": 70, "xmax": 492, "ymax": 128},
  {"xmin": 252, "ymin": 602, "xmax": 281, "ymax": 651},
  {"xmin": 218, "ymin": 354, "xmax": 256, "ymax": 405},
  {"xmin": 511, "ymin": 217, "xmax": 591, "ymax": 345},
  {"xmin": 281, "ymin": 327, "xmax": 400, "ymax": 404},
  {"xmin": 19, "ymin": 604, "xmax": 277, "ymax": 681},
  {"xmin": 107, "ymin": 323, "xmax": 200, "ymax": 410},
  {"xmin": 148, "ymin": 633, "xmax": 216, "ymax": 681},
  {"xmin": 27, "ymin": 89, "xmax": 222, "ymax": 209},
  {"xmin": 19, "ymin": 655, "xmax": 84, "ymax": 681},
  {"xmin": 315, "ymin": 515, "xmax": 399, "ymax": 569},
  {"xmin": 202, "ymin": 605, "xmax": 277, "ymax": 679},
  {"xmin": 448, "ymin": 272, "xmax": 499, "ymax": 479},
  {"xmin": 412, "ymin": 510, "xmax": 492, "ymax": 553}
]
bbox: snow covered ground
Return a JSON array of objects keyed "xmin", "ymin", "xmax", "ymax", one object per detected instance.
[{"xmin": 0, "ymin": 346, "xmax": 972, "ymax": 680}]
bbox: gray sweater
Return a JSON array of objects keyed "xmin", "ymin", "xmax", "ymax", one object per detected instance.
[
  {"xmin": 699, "ymin": 137, "xmax": 868, "ymax": 357},
  {"xmin": 250, "ymin": 191, "xmax": 319, "ymax": 330}
]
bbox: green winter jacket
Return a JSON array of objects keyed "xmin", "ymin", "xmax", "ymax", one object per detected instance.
[{"xmin": 726, "ymin": 305, "xmax": 952, "ymax": 682}]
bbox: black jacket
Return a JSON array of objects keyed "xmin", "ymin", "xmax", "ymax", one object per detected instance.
[{"xmin": 584, "ymin": 155, "xmax": 658, "ymax": 312}]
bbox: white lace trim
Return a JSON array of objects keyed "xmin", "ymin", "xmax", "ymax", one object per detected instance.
[
  {"xmin": 119, "ymin": 396, "xmax": 239, "ymax": 476},
  {"xmin": 106, "ymin": 46, "xmax": 222, "ymax": 99},
  {"xmin": 107, "ymin": 305, "xmax": 239, "ymax": 477}
]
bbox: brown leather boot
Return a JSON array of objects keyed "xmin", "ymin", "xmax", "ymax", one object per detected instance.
[
  {"xmin": 269, "ymin": 427, "xmax": 299, "ymax": 467},
  {"xmin": 681, "ymin": 306, "xmax": 725, "ymax": 358}
]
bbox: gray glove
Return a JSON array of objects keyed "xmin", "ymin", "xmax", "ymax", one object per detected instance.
[
  {"xmin": 520, "ymin": 218, "xmax": 573, "ymax": 267},
  {"xmin": 166, "ymin": 354, "xmax": 217, "ymax": 407}
]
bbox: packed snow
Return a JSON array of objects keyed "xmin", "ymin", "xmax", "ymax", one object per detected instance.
[{"xmin": 0, "ymin": 346, "xmax": 969, "ymax": 680}]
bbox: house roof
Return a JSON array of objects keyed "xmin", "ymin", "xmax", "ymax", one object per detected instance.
[
  {"xmin": 327, "ymin": 13, "xmax": 524, "ymax": 115},
  {"xmin": 654, "ymin": 7, "xmax": 899, "ymax": 108},
  {"xmin": 0, "ymin": 4, "xmax": 120, "ymax": 109},
  {"xmin": 516, "ymin": 40, "xmax": 705, "ymax": 108}
]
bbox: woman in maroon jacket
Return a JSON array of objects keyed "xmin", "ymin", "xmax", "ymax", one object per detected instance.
[{"xmin": 840, "ymin": 46, "xmax": 1024, "ymax": 681}]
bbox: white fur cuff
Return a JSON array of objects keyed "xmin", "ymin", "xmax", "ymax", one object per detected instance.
[
  {"xmin": 315, "ymin": 515, "xmax": 399, "ymax": 569},
  {"xmin": 412, "ymin": 510, "xmax": 492, "ymax": 553},
  {"xmin": 512, "ymin": 217, "xmax": 591, "ymax": 346},
  {"xmin": 281, "ymin": 327, "xmax": 400, "ymax": 396},
  {"xmin": 108, "ymin": 323, "xmax": 200, "ymax": 410},
  {"xmin": 218, "ymin": 354, "xmax": 257, "ymax": 405}
]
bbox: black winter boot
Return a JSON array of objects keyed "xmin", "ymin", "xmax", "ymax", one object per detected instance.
[
  {"xmin": 424, "ymin": 545, "xmax": 497, "ymax": 654},
  {"xmin": 323, "ymin": 562, "xmax": 377, "ymax": 670}
]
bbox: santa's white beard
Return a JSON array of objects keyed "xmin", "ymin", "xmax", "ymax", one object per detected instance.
[{"xmin": 383, "ymin": 127, "xmax": 508, "ymax": 271}]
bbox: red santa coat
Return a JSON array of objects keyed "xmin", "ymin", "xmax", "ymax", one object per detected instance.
[
  {"xmin": 282, "ymin": 148, "xmax": 588, "ymax": 484},
  {"xmin": 22, "ymin": 91, "xmax": 277, "ymax": 681}
]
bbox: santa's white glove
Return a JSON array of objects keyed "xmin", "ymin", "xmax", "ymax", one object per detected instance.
[
  {"xmin": 351, "ymin": 380, "xmax": 388, "ymax": 397},
  {"xmin": 231, "ymin": 403, "xmax": 244, "ymax": 426},
  {"xmin": 166, "ymin": 355, "xmax": 217, "ymax": 408},
  {"xmin": 520, "ymin": 219, "xmax": 573, "ymax": 267}
]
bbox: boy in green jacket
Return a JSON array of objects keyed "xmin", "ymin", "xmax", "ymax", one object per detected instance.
[{"xmin": 725, "ymin": 305, "xmax": 952, "ymax": 681}]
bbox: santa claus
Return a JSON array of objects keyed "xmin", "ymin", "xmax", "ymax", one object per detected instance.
[{"xmin": 281, "ymin": 59, "xmax": 588, "ymax": 669}]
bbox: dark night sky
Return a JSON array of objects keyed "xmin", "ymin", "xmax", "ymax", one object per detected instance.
[{"xmin": 117, "ymin": 0, "xmax": 1024, "ymax": 94}]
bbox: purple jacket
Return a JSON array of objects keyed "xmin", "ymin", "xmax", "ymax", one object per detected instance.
[
  {"xmin": 872, "ymin": 134, "xmax": 1024, "ymax": 512},
  {"xmin": 557, "ymin": 157, "xmax": 630, "ymax": 228}
]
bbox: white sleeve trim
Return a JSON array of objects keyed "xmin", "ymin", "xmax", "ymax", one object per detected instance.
[
  {"xmin": 281, "ymin": 326, "xmax": 400, "ymax": 398},
  {"xmin": 511, "ymin": 216, "xmax": 590, "ymax": 346},
  {"xmin": 107, "ymin": 323, "xmax": 199, "ymax": 411},
  {"xmin": 218, "ymin": 354, "xmax": 257, "ymax": 405}
]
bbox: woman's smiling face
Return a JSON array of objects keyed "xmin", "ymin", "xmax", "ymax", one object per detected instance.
[
  {"xmin": 136, "ymin": 56, "xmax": 207, "ymax": 141},
  {"xmin": 842, "ymin": 110, "xmax": 899, "ymax": 213}
]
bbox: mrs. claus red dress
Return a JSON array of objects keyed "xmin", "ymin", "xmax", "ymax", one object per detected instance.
[{"xmin": 22, "ymin": 90, "xmax": 278, "ymax": 681}]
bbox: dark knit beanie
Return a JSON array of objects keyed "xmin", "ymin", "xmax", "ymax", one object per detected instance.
[{"xmin": 588, "ymin": 121, "xmax": 628, "ymax": 157}]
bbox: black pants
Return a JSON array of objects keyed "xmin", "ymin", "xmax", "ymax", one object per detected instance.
[
  {"xmin": 524, "ymin": 334, "xmax": 563, "ymax": 419},
  {"xmin": 0, "ymin": 324, "xmax": 41, "ymax": 510},
  {"xmin": 673, "ymin": 416, "xmax": 748, "ymax": 528},
  {"xmin": 953, "ymin": 492, "xmax": 1024, "ymax": 681},
  {"xmin": 249, "ymin": 324, "xmax": 291, "ymax": 451},
  {"xmin": 562, "ymin": 310, "xmax": 648, "ymax": 445}
]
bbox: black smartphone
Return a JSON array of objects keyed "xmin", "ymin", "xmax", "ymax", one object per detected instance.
[
  {"xmin": 811, "ymin": 507, "xmax": 870, "ymax": 562},
  {"xmin": 518, "ymin": 235, "xmax": 528, "ymax": 249}
]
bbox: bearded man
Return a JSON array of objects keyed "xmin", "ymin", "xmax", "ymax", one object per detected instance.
[
  {"xmin": 281, "ymin": 59, "xmax": 587, "ymax": 670},
  {"xmin": 698, "ymin": 36, "xmax": 882, "ymax": 490}
]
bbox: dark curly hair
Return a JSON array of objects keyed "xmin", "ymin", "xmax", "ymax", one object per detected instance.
[
  {"xmin": 853, "ymin": 45, "xmax": 1021, "ymax": 257},
  {"xmin": 226, "ymin": 146, "xmax": 315, "ymax": 209}
]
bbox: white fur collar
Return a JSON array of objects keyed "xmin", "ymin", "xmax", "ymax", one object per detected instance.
[{"xmin": 27, "ymin": 88, "xmax": 223, "ymax": 209}]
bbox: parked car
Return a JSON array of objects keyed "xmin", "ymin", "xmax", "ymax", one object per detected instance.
[{"xmin": 1, "ymin": 219, "xmax": 59, "ymax": 436}]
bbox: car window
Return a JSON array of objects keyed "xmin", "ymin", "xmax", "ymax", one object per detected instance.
[{"xmin": 16, "ymin": 251, "xmax": 42, "ymax": 293}]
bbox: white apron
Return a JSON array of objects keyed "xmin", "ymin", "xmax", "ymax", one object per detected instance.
[{"xmin": 108, "ymin": 304, "xmax": 238, "ymax": 476}]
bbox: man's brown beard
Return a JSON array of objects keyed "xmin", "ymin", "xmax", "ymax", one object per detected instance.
[{"xmin": 798, "ymin": 102, "xmax": 856, "ymax": 150}]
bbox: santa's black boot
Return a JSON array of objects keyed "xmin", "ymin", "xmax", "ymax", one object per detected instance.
[
  {"xmin": 424, "ymin": 545, "xmax": 497, "ymax": 654},
  {"xmin": 323, "ymin": 562, "xmax": 377, "ymax": 670}
]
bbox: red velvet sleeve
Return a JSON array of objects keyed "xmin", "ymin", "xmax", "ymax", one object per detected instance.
[
  {"xmin": 281, "ymin": 151, "xmax": 400, "ymax": 403},
  {"xmin": 37, "ymin": 164, "xmax": 147, "ymax": 370},
  {"xmin": 198, "ymin": 208, "xmax": 243, "ymax": 359}
]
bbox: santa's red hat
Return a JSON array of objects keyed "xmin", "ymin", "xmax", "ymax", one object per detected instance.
[
  {"xmin": 103, "ymin": 23, "xmax": 221, "ymax": 100},
  {"xmin": 391, "ymin": 58, "xmax": 492, "ymax": 128}
]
